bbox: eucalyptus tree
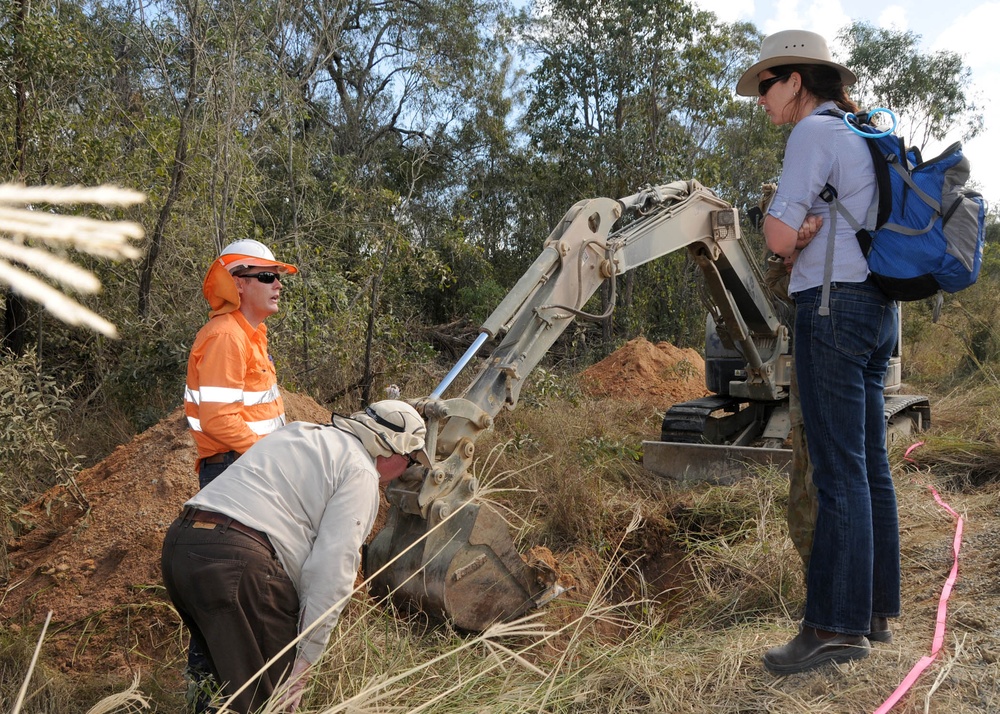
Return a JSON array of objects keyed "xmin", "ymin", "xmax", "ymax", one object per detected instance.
[
  {"xmin": 222, "ymin": 0, "xmax": 522, "ymax": 401},
  {"xmin": 837, "ymin": 21, "xmax": 983, "ymax": 151},
  {"xmin": 515, "ymin": 0, "xmax": 761, "ymax": 347}
]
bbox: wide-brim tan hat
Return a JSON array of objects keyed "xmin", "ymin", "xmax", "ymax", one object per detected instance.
[{"xmin": 736, "ymin": 29, "xmax": 856, "ymax": 97}]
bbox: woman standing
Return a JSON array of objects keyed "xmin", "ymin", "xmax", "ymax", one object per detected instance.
[{"xmin": 737, "ymin": 29, "xmax": 899, "ymax": 674}]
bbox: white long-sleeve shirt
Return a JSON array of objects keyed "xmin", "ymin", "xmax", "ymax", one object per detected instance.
[{"xmin": 186, "ymin": 421, "xmax": 379, "ymax": 663}]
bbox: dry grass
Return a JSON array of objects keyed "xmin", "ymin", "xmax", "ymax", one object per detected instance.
[{"xmin": 6, "ymin": 373, "xmax": 1000, "ymax": 713}]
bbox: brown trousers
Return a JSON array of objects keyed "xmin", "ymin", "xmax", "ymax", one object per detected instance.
[{"xmin": 161, "ymin": 516, "xmax": 299, "ymax": 714}]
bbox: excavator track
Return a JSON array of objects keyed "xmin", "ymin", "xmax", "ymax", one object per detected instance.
[
  {"xmin": 884, "ymin": 393, "xmax": 931, "ymax": 443},
  {"xmin": 644, "ymin": 392, "xmax": 931, "ymax": 484},
  {"xmin": 660, "ymin": 395, "xmax": 780, "ymax": 447}
]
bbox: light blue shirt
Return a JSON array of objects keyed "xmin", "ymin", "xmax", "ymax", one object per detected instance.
[{"xmin": 768, "ymin": 101, "xmax": 877, "ymax": 294}]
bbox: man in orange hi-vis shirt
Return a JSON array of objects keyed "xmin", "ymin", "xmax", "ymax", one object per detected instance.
[
  {"xmin": 184, "ymin": 239, "xmax": 298, "ymax": 490},
  {"xmin": 183, "ymin": 239, "xmax": 297, "ymax": 711}
]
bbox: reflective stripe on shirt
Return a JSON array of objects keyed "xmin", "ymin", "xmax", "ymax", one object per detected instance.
[
  {"xmin": 186, "ymin": 383, "xmax": 282, "ymax": 406},
  {"xmin": 244, "ymin": 384, "xmax": 282, "ymax": 406},
  {"xmin": 188, "ymin": 413, "xmax": 285, "ymax": 434},
  {"xmin": 248, "ymin": 415, "xmax": 286, "ymax": 435}
]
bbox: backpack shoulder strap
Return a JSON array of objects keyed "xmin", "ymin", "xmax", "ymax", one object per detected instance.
[
  {"xmin": 825, "ymin": 109, "xmax": 893, "ymax": 229},
  {"xmin": 817, "ymin": 183, "xmax": 871, "ymax": 316}
]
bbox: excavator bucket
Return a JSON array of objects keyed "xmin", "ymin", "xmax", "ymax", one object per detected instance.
[{"xmin": 364, "ymin": 480, "xmax": 554, "ymax": 631}]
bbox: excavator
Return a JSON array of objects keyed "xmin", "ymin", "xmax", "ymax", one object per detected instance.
[{"xmin": 364, "ymin": 180, "xmax": 930, "ymax": 631}]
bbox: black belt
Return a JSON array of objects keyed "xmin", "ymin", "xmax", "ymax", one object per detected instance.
[
  {"xmin": 202, "ymin": 450, "xmax": 239, "ymax": 465},
  {"xmin": 180, "ymin": 506, "xmax": 273, "ymax": 554}
]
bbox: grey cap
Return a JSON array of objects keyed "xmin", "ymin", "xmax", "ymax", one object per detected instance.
[{"xmin": 333, "ymin": 399, "xmax": 431, "ymax": 467}]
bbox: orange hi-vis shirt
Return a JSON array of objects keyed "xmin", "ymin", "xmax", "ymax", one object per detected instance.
[{"xmin": 184, "ymin": 310, "xmax": 286, "ymax": 469}]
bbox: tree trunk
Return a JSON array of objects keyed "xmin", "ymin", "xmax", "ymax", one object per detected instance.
[
  {"xmin": 4, "ymin": 0, "xmax": 30, "ymax": 355},
  {"xmin": 361, "ymin": 274, "xmax": 379, "ymax": 408},
  {"xmin": 3, "ymin": 293, "xmax": 28, "ymax": 356},
  {"xmin": 137, "ymin": 7, "xmax": 200, "ymax": 317}
]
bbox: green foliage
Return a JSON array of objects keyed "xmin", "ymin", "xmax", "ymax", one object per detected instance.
[
  {"xmin": 0, "ymin": 350, "xmax": 80, "ymax": 485},
  {"xmin": 581, "ymin": 435, "xmax": 643, "ymax": 463},
  {"xmin": 520, "ymin": 366, "xmax": 582, "ymax": 408},
  {"xmin": 455, "ymin": 277, "xmax": 507, "ymax": 325},
  {"xmin": 0, "ymin": 350, "xmax": 82, "ymax": 541}
]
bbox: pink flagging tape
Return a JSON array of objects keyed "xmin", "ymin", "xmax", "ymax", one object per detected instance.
[
  {"xmin": 903, "ymin": 441, "xmax": 925, "ymax": 463},
  {"xmin": 874, "ymin": 442, "xmax": 964, "ymax": 714}
]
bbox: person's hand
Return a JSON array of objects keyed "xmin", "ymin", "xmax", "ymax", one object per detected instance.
[
  {"xmin": 795, "ymin": 214, "xmax": 823, "ymax": 249},
  {"xmin": 274, "ymin": 657, "xmax": 311, "ymax": 713}
]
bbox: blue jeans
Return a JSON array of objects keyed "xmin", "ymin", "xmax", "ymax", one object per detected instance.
[
  {"xmin": 198, "ymin": 451, "xmax": 239, "ymax": 489},
  {"xmin": 794, "ymin": 279, "xmax": 901, "ymax": 634}
]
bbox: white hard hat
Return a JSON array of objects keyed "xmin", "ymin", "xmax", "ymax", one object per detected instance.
[{"xmin": 219, "ymin": 239, "xmax": 298, "ymax": 274}]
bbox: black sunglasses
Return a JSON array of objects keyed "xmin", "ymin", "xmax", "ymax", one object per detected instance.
[
  {"xmin": 238, "ymin": 271, "xmax": 281, "ymax": 284},
  {"xmin": 758, "ymin": 74, "xmax": 790, "ymax": 97}
]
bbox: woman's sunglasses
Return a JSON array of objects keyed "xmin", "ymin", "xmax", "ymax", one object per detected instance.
[
  {"xmin": 238, "ymin": 271, "xmax": 281, "ymax": 284},
  {"xmin": 758, "ymin": 74, "xmax": 790, "ymax": 97}
]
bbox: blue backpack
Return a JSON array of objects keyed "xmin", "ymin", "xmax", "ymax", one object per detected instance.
[{"xmin": 817, "ymin": 108, "xmax": 986, "ymax": 311}]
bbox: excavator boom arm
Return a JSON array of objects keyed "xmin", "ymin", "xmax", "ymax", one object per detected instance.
[{"xmin": 365, "ymin": 180, "xmax": 787, "ymax": 630}]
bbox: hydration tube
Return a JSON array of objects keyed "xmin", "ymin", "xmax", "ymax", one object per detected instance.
[
  {"xmin": 430, "ymin": 331, "xmax": 489, "ymax": 399},
  {"xmin": 843, "ymin": 108, "xmax": 897, "ymax": 138}
]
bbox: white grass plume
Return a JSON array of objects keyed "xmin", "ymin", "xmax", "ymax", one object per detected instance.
[
  {"xmin": 84, "ymin": 674, "xmax": 151, "ymax": 713},
  {"xmin": 0, "ymin": 184, "xmax": 144, "ymax": 338}
]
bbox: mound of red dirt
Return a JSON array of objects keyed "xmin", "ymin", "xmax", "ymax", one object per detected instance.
[
  {"xmin": 579, "ymin": 336, "xmax": 709, "ymax": 406},
  {"xmin": 0, "ymin": 392, "xmax": 331, "ymax": 672}
]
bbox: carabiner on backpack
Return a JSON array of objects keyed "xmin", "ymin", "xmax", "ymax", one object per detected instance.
[{"xmin": 843, "ymin": 108, "xmax": 898, "ymax": 138}]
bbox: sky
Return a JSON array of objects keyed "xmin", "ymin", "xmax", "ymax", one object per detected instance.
[{"xmin": 693, "ymin": 0, "xmax": 1000, "ymax": 206}]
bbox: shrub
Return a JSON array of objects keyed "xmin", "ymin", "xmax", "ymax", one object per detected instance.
[{"xmin": 0, "ymin": 349, "xmax": 83, "ymax": 552}]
